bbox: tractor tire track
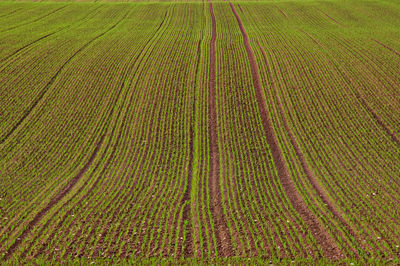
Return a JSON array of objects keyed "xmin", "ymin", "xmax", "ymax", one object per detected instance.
[
  {"xmin": 1, "ymin": 5, "xmax": 68, "ymax": 33},
  {"xmin": 208, "ymin": 2, "xmax": 233, "ymax": 257},
  {"xmin": 229, "ymin": 2, "xmax": 341, "ymax": 259},
  {"xmin": 0, "ymin": 5, "xmax": 103, "ymax": 65},
  {"xmin": 0, "ymin": 32, "xmax": 58, "ymax": 64},
  {"xmin": 300, "ymin": 29, "xmax": 400, "ymax": 195},
  {"xmin": 27, "ymin": 10, "xmax": 169, "ymax": 259},
  {"xmin": 276, "ymin": 30, "xmax": 391, "ymax": 253},
  {"xmin": 0, "ymin": 7, "xmax": 23, "ymax": 19},
  {"xmin": 257, "ymin": 40, "xmax": 360, "ymax": 258},
  {"xmin": 295, "ymin": 30, "xmax": 400, "ymax": 253},
  {"xmin": 3, "ymin": 135, "xmax": 105, "ymax": 260},
  {"xmin": 0, "ymin": 11, "xmax": 128, "ymax": 145},
  {"xmin": 69, "ymin": 8, "xmax": 171, "ymax": 257},
  {"xmin": 2, "ymin": 11, "xmax": 130, "ymax": 260},
  {"xmin": 276, "ymin": 5, "xmax": 288, "ymax": 19},
  {"xmin": 348, "ymin": 82, "xmax": 400, "ymax": 148},
  {"xmin": 0, "ymin": 8, "xmax": 128, "ymax": 246},
  {"xmin": 317, "ymin": 8, "xmax": 346, "ymax": 27},
  {"xmin": 321, "ymin": 35, "xmax": 400, "ymax": 148},
  {"xmin": 372, "ymin": 39, "xmax": 400, "ymax": 57},
  {"xmin": 29, "ymin": 72, "xmax": 129, "ymax": 260},
  {"xmin": 179, "ymin": 39, "xmax": 202, "ymax": 258}
]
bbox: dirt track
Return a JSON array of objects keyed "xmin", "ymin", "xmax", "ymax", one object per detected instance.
[
  {"xmin": 4, "ymin": 135, "xmax": 105, "ymax": 259},
  {"xmin": 229, "ymin": 2, "xmax": 342, "ymax": 259}
]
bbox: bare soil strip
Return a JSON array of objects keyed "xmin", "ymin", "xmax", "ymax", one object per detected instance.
[
  {"xmin": 1, "ymin": 5, "xmax": 68, "ymax": 33},
  {"xmin": 275, "ymin": 5, "xmax": 288, "ymax": 19},
  {"xmin": 257, "ymin": 40, "xmax": 360, "ymax": 257},
  {"xmin": 209, "ymin": 2, "xmax": 233, "ymax": 257},
  {"xmin": 3, "ymin": 135, "xmax": 105, "ymax": 260},
  {"xmin": 237, "ymin": 4, "xmax": 244, "ymax": 14},
  {"xmin": 357, "ymin": 94, "xmax": 400, "ymax": 147},
  {"xmin": 0, "ymin": 7, "xmax": 23, "ymax": 19},
  {"xmin": 229, "ymin": 3, "xmax": 341, "ymax": 259},
  {"xmin": 56, "ymin": 11, "xmax": 170, "ymax": 258},
  {"xmin": 0, "ymin": 6, "xmax": 103, "ymax": 65},
  {"xmin": 317, "ymin": 9, "xmax": 346, "ymax": 27},
  {"xmin": 0, "ymin": 11, "xmax": 128, "ymax": 145},
  {"xmin": 373, "ymin": 39, "xmax": 400, "ymax": 57},
  {"xmin": 0, "ymin": 32, "xmax": 57, "ymax": 64}
]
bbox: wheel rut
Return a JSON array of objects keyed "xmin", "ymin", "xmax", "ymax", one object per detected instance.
[
  {"xmin": 208, "ymin": 2, "xmax": 233, "ymax": 257},
  {"xmin": 179, "ymin": 39, "xmax": 202, "ymax": 258},
  {"xmin": 3, "ymin": 135, "xmax": 105, "ymax": 260},
  {"xmin": 0, "ymin": 11, "xmax": 129, "ymax": 145},
  {"xmin": 372, "ymin": 39, "xmax": 400, "ymax": 57},
  {"xmin": 257, "ymin": 40, "xmax": 360, "ymax": 257},
  {"xmin": 1, "ymin": 11, "xmax": 131, "ymax": 260},
  {"xmin": 28, "ymin": 9, "xmax": 171, "ymax": 259},
  {"xmin": 1, "ymin": 5, "xmax": 68, "ymax": 33},
  {"xmin": 229, "ymin": 2, "xmax": 342, "ymax": 259},
  {"xmin": 0, "ymin": 6, "xmax": 103, "ymax": 65}
]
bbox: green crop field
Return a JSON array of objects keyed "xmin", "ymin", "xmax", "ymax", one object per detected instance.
[{"xmin": 0, "ymin": 0, "xmax": 399, "ymax": 264}]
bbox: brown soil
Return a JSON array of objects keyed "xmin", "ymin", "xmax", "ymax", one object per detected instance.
[
  {"xmin": 275, "ymin": 5, "xmax": 288, "ymax": 19},
  {"xmin": 318, "ymin": 9, "xmax": 346, "ymax": 27},
  {"xmin": 229, "ymin": 2, "xmax": 342, "ymax": 259},
  {"xmin": 208, "ymin": 2, "xmax": 233, "ymax": 257},
  {"xmin": 372, "ymin": 39, "xmax": 400, "ymax": 57},
  {"xmin": 237, "ymin": 4, "xmax": 244, "ymax": 14}
]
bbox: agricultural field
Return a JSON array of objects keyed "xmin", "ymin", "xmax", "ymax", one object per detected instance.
[{"xmin": 0, "ymin": 0, "xmax": 399, "ymax": 263}]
